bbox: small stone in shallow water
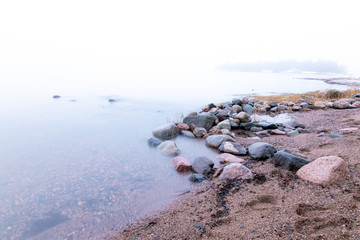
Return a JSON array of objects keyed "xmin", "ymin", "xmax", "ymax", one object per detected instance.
[
  {"xmin": 147, "ymin": 137, "xmax": 162, "ymax": 147},
  {"xmin": 181, "ymin": 130, "xmax": 195, "ymax": 138},
  {"xmin": 152, "ymin": 123, "xmax": 179, "ymax": 140},
  {"xmin": 189, "ymin": 174, "xmax": 205, "ymax": 183},
  {"xmin": 192, "ymin": 157, "xmax": 214, "ymax": 176},
  {"xmin": 157, "ymin": 141, "xmax": 181, "ymax": 155},
  {"xmin": 108, "ymin": 98, "xmax": 120, "ymax": 103},
  {"xmin": 172, "ymin": 157, "xmax": 192, "ymax": 172}
]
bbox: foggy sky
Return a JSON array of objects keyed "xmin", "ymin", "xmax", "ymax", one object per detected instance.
[{"xmin": 1, "ymin": 0, "xmax": 360, "ymax": 76}]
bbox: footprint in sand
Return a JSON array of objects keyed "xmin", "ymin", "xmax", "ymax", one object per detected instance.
[
  {"xmin": 294, "ymin": 203, "xmax": 353, "ymax": 235},
  {"xmin": 245, "ymin": 194, "xmax": 277, "ymax": 210}
]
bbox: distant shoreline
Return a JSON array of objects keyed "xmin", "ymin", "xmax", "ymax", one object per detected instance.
[{"xmin": 299, "ymin": 77, "xmax": 360, "ymax": 87}]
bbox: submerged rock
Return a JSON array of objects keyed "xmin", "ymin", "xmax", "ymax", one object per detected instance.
[
  {"xmin": 181, "ymin": 130, "xmax": 195, "ymax": 138},
  {"xmin": 157, "ymin": 141, "xmax": 181, "ymax": 155},
  {"xmin": 147, "ymin": 137, "xmax": 162, "ymax": 147},
  {"xmin": 173, "ymin": 157, "xmax": 192, "ymax": 172},
  {"xmin": 152, "ymin": 123, "xmax": 179, "ymax": 140},
  {"xmin": 189, "ymin": 174, "xmax": 205, "ymax": 183},
  {"xmin": 192, "ymin": 157, "xmax": 214, "ymax": 177}
]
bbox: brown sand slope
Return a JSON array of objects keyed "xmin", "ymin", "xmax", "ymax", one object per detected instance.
[{"xmin": 112, "ymin": 108, "xmax": 360, "ymax": 240}]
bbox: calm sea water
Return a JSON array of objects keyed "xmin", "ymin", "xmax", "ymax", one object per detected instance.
[{"xmin": 0, "ymin": 71, "xmax": 350, "ymax": 239}]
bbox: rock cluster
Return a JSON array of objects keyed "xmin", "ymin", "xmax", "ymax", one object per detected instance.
[{"xmin": 148, "ymin": 93, "xmax": 356, "ymax": 185}]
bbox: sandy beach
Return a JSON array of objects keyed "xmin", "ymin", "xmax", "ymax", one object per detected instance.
[{"xmin": 112, "ymin": 105, "xmax": 360, "ymax": 240}]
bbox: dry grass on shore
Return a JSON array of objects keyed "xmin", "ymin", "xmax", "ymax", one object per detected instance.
[{"xmin": 252, "ymin": 88, "xmax": 360, "ymax": 103}]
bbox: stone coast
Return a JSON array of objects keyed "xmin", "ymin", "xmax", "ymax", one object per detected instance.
[{"xmin": 114, "ymin": 89, "xmax": 360, "ymax": 239}]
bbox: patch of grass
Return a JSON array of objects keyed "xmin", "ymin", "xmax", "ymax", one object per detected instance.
[
  {"xmin": 325, "ymin": 89, "xmax": 344, "ymax": 99},
  {"xmin": 252, "ymin": 88, "xmax": 360, "ymax": 103},
  {"xmin": 166, "ymin": 113, "xmax": 184, "ymax": 124}
]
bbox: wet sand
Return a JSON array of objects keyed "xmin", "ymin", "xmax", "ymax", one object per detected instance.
[{"xmin": 111, "ymin": 108, "xmax": 360, "ymax": 240}]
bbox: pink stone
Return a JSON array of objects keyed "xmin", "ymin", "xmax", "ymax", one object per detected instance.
[
  {"xmin": 241, "ymin": 97, "xmax": 249, "ymax": 104},
  {"xmin": 202, "ymin": 105, "xmax": 210, "ymax": 112},
  {"xmin": 340, "ymin": 128, "xmax": 359, "ymax": 134},
  {"xmin": 172, "ymin": 157, "xmax": 192, "ymax": 172},
  {"xmin": 176, "ymin": 123, "xmax": 189, "ymax": 131},
  {"xmin": 296, "ymin": 156, "xmax": 349, "ymax": 186},
  {"xmin": 219, "ymin": 163, "xmax": 253, "ymax": 180},
  {"xmin": 216, "ymin": 153, "xmax": 245, "ymax": 164},
  {"xmin": 189, "ymin": 123, "xmax": 196, "ymax": 132},
  {"xmin": 353, "ymin": 101, "xmax": 360, "ymax": 107},
  {"xmin": 270, "ymin": 129, "xmax": 286, "ymax": 135}
]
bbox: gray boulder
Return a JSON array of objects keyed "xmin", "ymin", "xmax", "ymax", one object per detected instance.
[
  {"xmin": 241, "ymin": 104, "xmax": 255, "ymax": 115},
  {"xmin": 152, "ymin": 123, "xmax": 179, "ymax": 140},
  {"xmin": 205, "ymin": 135, "xmax": 235, "ymax": 149},
  {"xmin": 218, "ymin": 141, "xmax": 247, "ymax": 155},
  {"xmin": 273, "ymin": 150, "xmax": 309, "ymax": 172},
  {"xmin": 248, "ymin": 142, "xmax": 277, "ymax": 160},
  {"xmin": 217, "ymin": 120, "xmax": 231, "ymax": 130},
  {"xmin": 183, "ymin": 113, "xmax": 215, "ymax": 131},
  {"xmin": 232, "ymin": 98, "xmax": 242, "ymax": 105},
  {"xmin": 192, "ymin": 157, "xmax": 214, "ymax": 177},
  {"xmin": 157, "ymin": 141, "xmax": 181, "ymax": 156}
]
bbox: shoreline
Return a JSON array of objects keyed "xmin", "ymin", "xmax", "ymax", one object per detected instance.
[
  {"xmin": 111, "ymin": 88, "xmax": 360, "ymax": 240},
  {"xmin": 300, "ymin": 77, "xmax": 360, "ymax": 87}
]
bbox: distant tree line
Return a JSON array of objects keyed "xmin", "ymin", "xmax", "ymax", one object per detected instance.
[{"xmin": 217, "ymin": 60, "xmax": 347, "ymax": 74}]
